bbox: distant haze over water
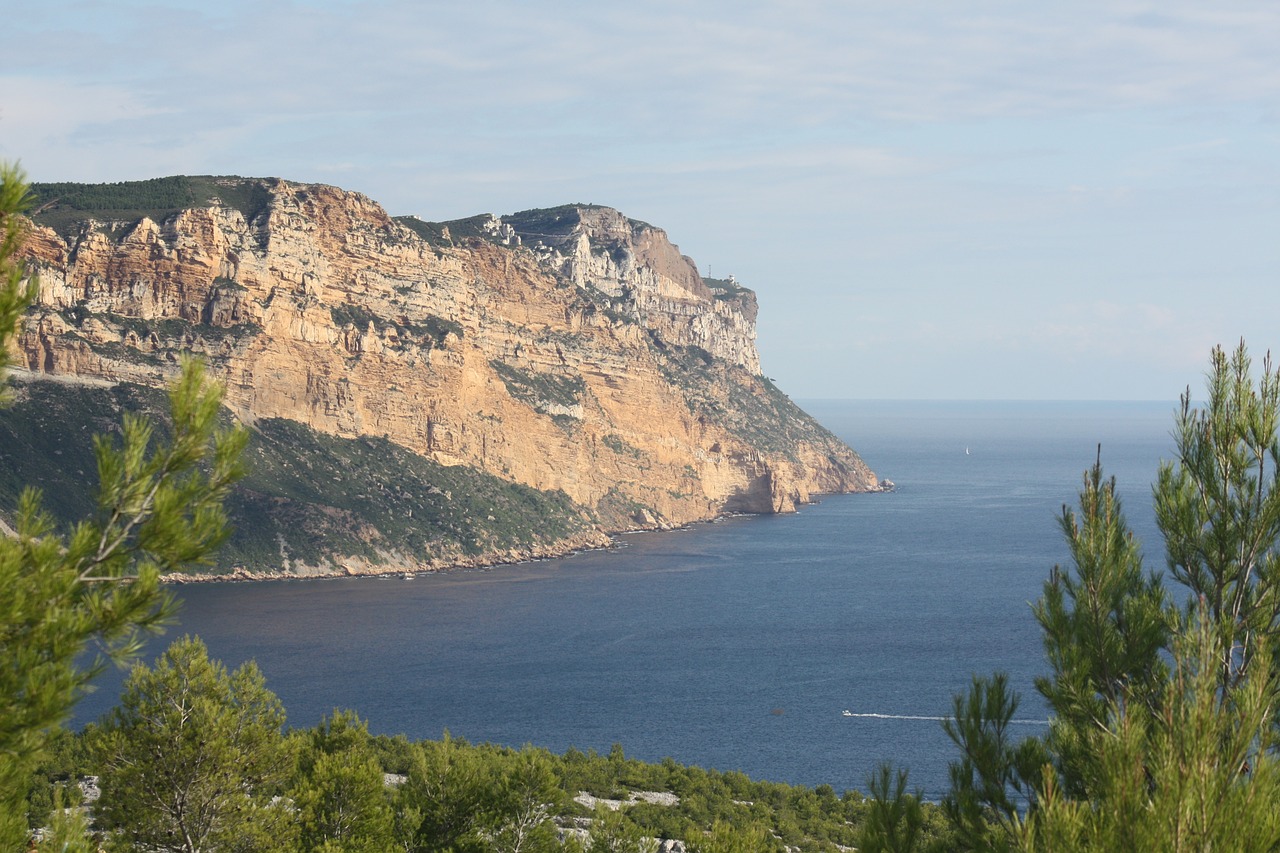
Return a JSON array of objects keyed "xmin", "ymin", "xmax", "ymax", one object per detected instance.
[{"xmin": 76, "ymin": 400, "xmax": 1177, "ymax": 799}]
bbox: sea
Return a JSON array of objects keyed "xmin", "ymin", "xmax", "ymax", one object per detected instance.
[{"xmin": 71, "ymin": 399, "xmax": 1178, "ymax": 801}]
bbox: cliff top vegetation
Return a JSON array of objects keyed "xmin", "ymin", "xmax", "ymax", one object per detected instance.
[{"xmin": 28, "ymin": 176, "xmax": 274, "ymax": 240}]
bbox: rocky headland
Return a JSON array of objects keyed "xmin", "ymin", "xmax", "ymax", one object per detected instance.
[{"xmin": 4, "ymin": 176, "xmax": 879, "ymax": 578}]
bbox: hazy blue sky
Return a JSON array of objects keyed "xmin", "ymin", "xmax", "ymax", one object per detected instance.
[{"xmin": 4, "ymin": 1, "xmax": 1277, "ymax": 399}]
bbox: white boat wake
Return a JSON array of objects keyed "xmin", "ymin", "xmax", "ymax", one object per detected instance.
[{"xmin": 842, "ymin": 711, "xmax": 1047, "ymax": 724}]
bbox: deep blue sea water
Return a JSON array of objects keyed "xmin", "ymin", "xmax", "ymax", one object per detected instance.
[{"xmin": 72, "ymin": 400, "xmax": 1178, "ymax": 800}]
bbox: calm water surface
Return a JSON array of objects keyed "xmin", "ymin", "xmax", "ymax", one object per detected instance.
[{"xmin": 75, "ymin": 400, "xmax": 1177, "ymax": 799}]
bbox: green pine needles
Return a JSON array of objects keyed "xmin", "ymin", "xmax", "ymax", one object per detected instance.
[
  {"xmin": 0, "ymin": 164, "xmax": 37, "ymax": 396},
  {"xmin": 1157, "ymin": 344, "xmax": 1280, "ymax": 698},
  {"xmin": 0, "ymin": 165, "xmax": 248, "ymax": 847},
  {"xmin": 93, "ymin": 636, "xmax": 293, "ymax": 853},
  {"xmin": 898, "ymin": 342, "xmax": 1280, "ymax": 853}
]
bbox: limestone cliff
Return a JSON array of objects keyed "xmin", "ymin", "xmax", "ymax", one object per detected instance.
[{"xmin": 11, "ymin": 176, "xmax": 878, "ymax": 574}]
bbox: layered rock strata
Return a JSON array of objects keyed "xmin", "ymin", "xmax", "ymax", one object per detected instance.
[{"xmin": 12, "ymin": 177, "xmax": 878, "ymax": 573}]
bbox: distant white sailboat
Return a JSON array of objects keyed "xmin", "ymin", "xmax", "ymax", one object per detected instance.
[{"xmin": 965, "ymin": 446, "xmax": 970, "ymax": 455}]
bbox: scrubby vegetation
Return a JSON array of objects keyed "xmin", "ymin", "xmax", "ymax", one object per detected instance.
[
  {"xmin": 490, "ymin": 360, "xmax": 586, "ymax": 414},
  {"xmin": 0, "ymin": 380, "xmax": 597, "ymax": 574},
  {"xmin": 393, "ymin": 215, "xmax": 454, "ymax": 247},
  {"xmin": 89, "ymin": 311, "xmax": 263, "ymax": 348},
  {"xmin": 502, "ymin": 205, "xmax": 597, "ymax": 242},
  {"xmin": 227, "ymin": 418, "xmax": 594, "ymax": 568},
  {"xmin": 28, "ymin": 176, "xmax": 273, "ymax": 241},
  {"xmin": 602, "ymin": 433, "xmax": 645, "ymax": 460},
  {"xmin": 650, "ymin": 341, "xmax": 843, "ymax": 461},
  {"xmin": 25, "ymin": 637, "xmax": 954, "ymax": 851},
  {"xmin": 702, "ymin": 278, "xmax": 750, "ymax": 301},
  {"xmin": 330, "ymin": 302, "xmax": 462, "ymax": 349},
  {"xmin": 394, "ymin": 214, "xmax": 512, "ymax": 249}
]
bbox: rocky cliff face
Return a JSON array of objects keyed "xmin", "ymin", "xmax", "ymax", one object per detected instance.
[
  {"xmin": 13, "ymin": 177, "xmax": 877, "ymax": 572},
  {"xmin": 502, "ymin": 205, "xmax": 761, "ymax": 374}
]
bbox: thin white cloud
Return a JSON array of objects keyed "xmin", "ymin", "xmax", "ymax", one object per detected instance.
[
  {"xmin": 1023, "ymin": 300, "xmax": 1221, "ymax": 375},
  {"xmin": 12, "ymin": 1, "xmax": 1280, "ymax": 146},
  {"xmin": 7, "ymin": 0, "xmax": 1278, "ymax": 399},
  {"xmin": 599, "ymin": 144, "xmax": 936, "ymax": 180},
  {"xmin": 0, "ymin": 76, "xmax": 167, "ymax": 146}
]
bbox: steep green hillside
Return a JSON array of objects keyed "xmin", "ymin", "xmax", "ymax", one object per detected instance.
[{"xmin": 0, "ymin": 378, "xmax": 599, "ymax": 575}]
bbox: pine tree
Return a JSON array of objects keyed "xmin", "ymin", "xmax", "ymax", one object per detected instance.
[
  {"xmin": 291, "ymin": 710, "xmax": 397, "ymax": 853},
  {"xmin": 92, "ymin": 636, "xmax": 295, "ymax": 853},
  {"xmin": 857, "ymin": 763, "xmax": 925, "ymax": 853},
  {"xmin": 399, "ymin": 732, "xmax": 494, "ymax": 853},
  {"xmin": 585, "ymin": 805, "xmax": 656, "ymax": 853},
  {"xmin": 0, "ymin": 161, "xmax": 247, "ymax": 847},
  {"xmin": 482, "ymin": 750, "xmax": 563, "ymax": 853},
  {"xmin": 1023, "ymin": 344, "xmax": 1280, "ymax": 850},
  {"xmin": 0, "ymin": 165, "xmax": 36, "ymax": 395},
  {"xmin": 685, "ymin": 819, "xmax": 775, "ymax": 853},
  {"xmin": 1031, "ymin": 455, "xmax": 1169, "ymax": 799},
  {"xmin": 937, "ymin": 341, "xmax": 1280, "ymax": 851},
  {"xmin": 1156, "ymin": 344, "xmax": 1280, "ymax": 696},
  {"xmin": 1026, "ymin": 612, "xmax": 1280, "ymax": 850}
]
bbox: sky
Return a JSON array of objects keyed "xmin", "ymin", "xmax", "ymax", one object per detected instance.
[{"xmin": 3, "ymin": 1, "xmax": 1278, "ymax": 400}]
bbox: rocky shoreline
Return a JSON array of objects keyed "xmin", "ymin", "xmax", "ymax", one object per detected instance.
[
  {"xmin": 159, "ymin": 491, "xmax": 878, "ymax": 584},
  {"xmin": 162, "ymin": 527, "xmax": 616, "ymax": 584}
]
